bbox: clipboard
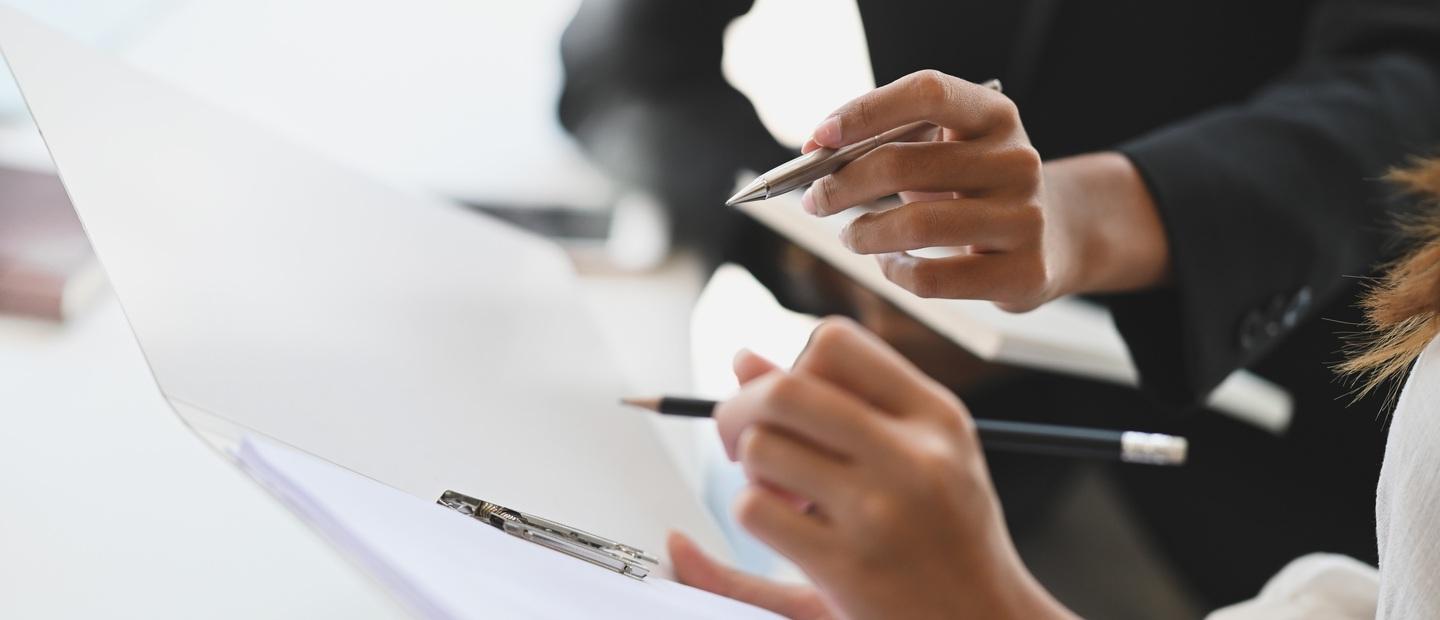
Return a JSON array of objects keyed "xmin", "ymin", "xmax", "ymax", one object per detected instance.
[{"xmin": 0, "ymin": 6, "xmax": 729, "ymax": 587}]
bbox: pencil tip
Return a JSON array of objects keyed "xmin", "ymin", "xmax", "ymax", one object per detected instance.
[{"xmin": 620, "ymin": 396, "xmax": 661, "ymax": 411}]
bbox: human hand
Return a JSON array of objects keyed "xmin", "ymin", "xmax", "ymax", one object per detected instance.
[
  {"xmin": 675, "ymin": 318, "xmax": 1075, "ymax": 620},
  {"xmin": 799, "ymin": 70, "xmax": 1169, "ymax": 311}
]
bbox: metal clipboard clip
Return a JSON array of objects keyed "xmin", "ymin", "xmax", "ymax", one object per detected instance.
[{"xmin": 437, "ymin": 490, "xmax": 659, "ymax": 580}]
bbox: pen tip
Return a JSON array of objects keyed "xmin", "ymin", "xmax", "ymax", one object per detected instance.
[
  {"xmin": 620, "ymin": 396, "xmax": 661, "ymax": 411},
  {"xmin": 726, "ymin": 180, "xmax": 767, "ymax": 206},
  {"xmin": 724, "ymin": 191, "xmax": 752, "ymax": 207}
]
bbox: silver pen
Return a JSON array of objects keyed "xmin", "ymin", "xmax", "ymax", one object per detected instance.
[{"xmin": 726, "ymin": 78, "xmax": 1003, "ymax": 206}]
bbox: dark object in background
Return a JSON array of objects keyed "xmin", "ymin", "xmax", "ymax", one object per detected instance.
[{"xmin": 0, "ymin": 165, "xmax": 102, "ymax": 322}]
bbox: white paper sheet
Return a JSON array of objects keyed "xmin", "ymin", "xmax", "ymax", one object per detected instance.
[{"xmin": 238, "ymin": 437, "xmax": 779, "ymax": 620}]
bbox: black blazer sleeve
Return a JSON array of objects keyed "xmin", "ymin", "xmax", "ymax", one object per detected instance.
[{"xmin": 1111, "ymin": 0, "xmax": 1440, "ymax": 410}]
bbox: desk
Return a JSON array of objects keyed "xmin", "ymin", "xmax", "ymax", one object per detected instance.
[{"xmin": 0, "ymin": 293, "xmax": 407, "ymax": 618}]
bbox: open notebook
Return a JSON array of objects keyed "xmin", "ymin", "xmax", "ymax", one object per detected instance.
[
  {"xmin": 737, "ymin": 195, "xmax": 1293, "ymax": 433},
  {"xmin": 0, "ymin": 6, "xmax": 742, "ymax": 614}
]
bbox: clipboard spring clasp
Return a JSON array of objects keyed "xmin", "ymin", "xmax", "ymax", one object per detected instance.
[{"xmin": 437, "ymin": 490, "xmax": 659, "ymax": 580}]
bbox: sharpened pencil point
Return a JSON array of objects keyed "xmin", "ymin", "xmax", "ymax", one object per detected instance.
[{"xmin": 620, "ymin": 396, "xmax": 661, "ymax": 412}]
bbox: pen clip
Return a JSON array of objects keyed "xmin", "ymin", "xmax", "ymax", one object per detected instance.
[{"xmin": 437, "ymin": 490, "xmax": 659, "ymax": 580}]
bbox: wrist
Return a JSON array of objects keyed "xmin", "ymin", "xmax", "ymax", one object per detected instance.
[
  {"xmin": 962, "ymin": 540, "xmax": 1077, "ymax": 620},
  {"xmin": 1043, "ymin": 152, "xmax": 1171, "ymax": 296},
  {"xmin": 987, "ymin": 561, "xmax": 1081, "ymax": 620}
]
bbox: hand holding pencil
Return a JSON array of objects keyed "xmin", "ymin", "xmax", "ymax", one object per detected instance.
[
  {"xmin": 663, "ymin": 317, "xmax": 1079, "ymax": 620},
  {"xmin": 622, "ymin": 398, "xmax": 1185, "ymax": 466}
]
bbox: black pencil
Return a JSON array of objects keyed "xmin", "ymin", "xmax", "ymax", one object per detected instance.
[{"xmin": 621, "ymin": 396, "xmax": 1187, "ymax": 466}]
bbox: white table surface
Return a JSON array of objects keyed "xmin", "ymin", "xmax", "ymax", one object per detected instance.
[{"xmin": 0, "ymin": 293, "xmax": 409, "ymax": 619}]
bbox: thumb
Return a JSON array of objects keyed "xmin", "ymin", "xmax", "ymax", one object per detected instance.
[{"xmin": 668, "ymin": 532, "xmax": 833, "ymax": 620}]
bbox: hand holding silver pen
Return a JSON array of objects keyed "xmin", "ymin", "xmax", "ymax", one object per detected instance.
[
  {"xmin": 724, "ymin": 70, "xmax": 1167, "ymax": 315},
  {"xmin": 727, "ymin": 78, "xmax": 1003, "ymax": 206}
]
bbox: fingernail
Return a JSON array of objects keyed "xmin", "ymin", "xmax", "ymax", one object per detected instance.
[
  {"xmin": 839, "ymin": 224, "xmax": 857, "ymax": 251},
  {"xmin": 800, "ymin": 185, "xmax": 818, "ymax": 215},
  {"xmin": 811, "ymin": 116, "xmax": 841, "ymax": 147}
]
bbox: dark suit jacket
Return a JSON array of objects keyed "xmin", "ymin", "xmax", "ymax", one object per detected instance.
[{"xmin": 559, "ymin": 0, "xmax": 1440, "ymax": 411}]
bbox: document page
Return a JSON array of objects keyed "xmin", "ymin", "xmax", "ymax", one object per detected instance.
[{"xmin": 237, "ymin": 437, "xmax": 780, "ymax": 620}]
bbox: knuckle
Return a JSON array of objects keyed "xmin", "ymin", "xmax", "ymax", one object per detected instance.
[
  {"xmin": 759, "ymin": 374, "xmax": 804, "ymax": 412},
  {"xmin": 989, "ymin": 96, "xmax": 1022, "ymax": 131},
  {"xmin": 912, "ymin": 435, "xmax": 956, "ymax": 473},
  {"xmin": 904, "ymin": 437, "xmax": 967, "ymax": 496},
  {"xmin": 1013, "ymin": 200, "xmax": 1045, "ymax": 235},
  {"xmin": 904, "ymin": 204, "xmax": 946, "ymax": 244},
  {"xmin": 855, "ymin": 492, "xmax": 903, "ymax": 530},
  {"xmin": 736, "ymin": 427, "xmax": 765, "ymax": 464},
  {"xmin": 807, "ymin": 317, "xmax": 860, "ymax": 356},
  {"xmin": 849, "ymin": 96, "xmax": 879, "ymax": 136},
  {"xmin": 909, "ymin": 69, "xmax": 952, "ymax": 107},
  {"xmin": 817, "ymin": 175, "xmax": 843, "ymax": 213},
  {"xmin": 872, "ymin": 142, "xmax": 911, "ymax": 183},
  {"xmin": 905, "ymin": 260, "xmax": 944, "ymax": 298},
  {"xmin": 944, "ymin": 406, "xmax": 977, "ymax": 440},
  {"xmin": 1006, "ymin": 144, "xmax": 1043, "ymax": 173}
]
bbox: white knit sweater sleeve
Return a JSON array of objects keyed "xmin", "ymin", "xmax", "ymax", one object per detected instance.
[
  {"xmin": 1374, "ymin": 334, "xmax": 1440, "ymax": 619},
  {"xmin": 1207, "ymin": 334, "xmax": 1440, "ymax": 620}
]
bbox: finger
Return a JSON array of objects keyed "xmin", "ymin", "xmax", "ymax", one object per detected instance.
[
  {"xmin": 667, "ymin": 531, "xmax": 830, "ymax": 619},
  {"xmin": 803, "ymin": 140, "xmax": 1040, "ymax": 216},
  {"xmin": 898, "ymin": 190, "xmax": 957, "ymax": 204},
  {"xmin": 792, "ymin": 317, "xmax": 947, "ymax": 414},
  {"xmin": 734, "ymin": 486, "xmax": 831, "ymax": 566},
  {"xmin": 737, "ymin": 426, "xmax": 854, "ymax": 511},
  {"xmin": 840, "ymin": 199, "xmax": 1039, "ymax": 255},
  {"xmin": 801, "ymin": 138, "xmax": 821, "ymax": 154},
  {"xmin": 809, "ymin": 70, "xmax": 1015, "ymax": 149},
  {"xmin": 875, "ymin": 251, "xmax": 1046, "ymax": 307},
  {"xmin": 715, "ymin": 371, "xmax": 891, "ymax": 461},
  {"xmin": 733, "ymin": 348, "xmax": 780, "ymax": 386}
]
